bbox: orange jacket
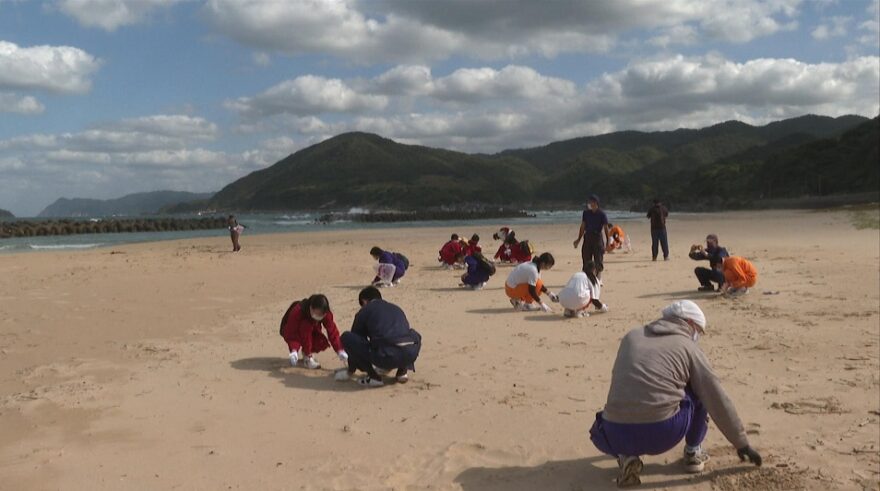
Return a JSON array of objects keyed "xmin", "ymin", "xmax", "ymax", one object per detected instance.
[{"xmin": 722, "ymin": 256, "xmax": 758, "ymax": 288}]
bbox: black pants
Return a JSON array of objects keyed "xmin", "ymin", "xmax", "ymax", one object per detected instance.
[
  {"xmin": 341, "ymin": 331, "xmax": 420, "ymax": 378},
  {"xmin": 695, "ymin": 267, "xmax": 725, "ymax": 288},
  {"xmin": 582, "ymin": 232, "xmax": 604, "ymax": 276},
  {"xmin": 651, "ymin": 228, "xmax": 669, "ymax": 260}
]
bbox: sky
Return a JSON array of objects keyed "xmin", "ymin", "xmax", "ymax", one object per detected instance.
[{"xmin": 0, "ymin": 0, "xmax": 878, "ymax": 216}]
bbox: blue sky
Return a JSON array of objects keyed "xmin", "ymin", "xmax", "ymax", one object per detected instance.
[{"xmin": 0, "ymin": 0, "xmax": 878, "ymax": 216}]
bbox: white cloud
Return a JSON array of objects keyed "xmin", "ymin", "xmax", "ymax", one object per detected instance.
[
  {"xmin": 227, "ymin": 54, "xmax": 879, "ymax": 154},
  {"xmin": 859, "ymin": 0, "xmax": 880, "ymax": 45},
  {"xmin": 252, "ymin": 51, "xmax": 271, "ymax": 67},
  {"xmin": 225, "ymin": 75, "xmax": 388, "ymax": 118},
  {"xmin": 812, "ymin": 16, "xmax": 851, "ymax": 40},
  {"xmin": 203, "ymin": 0, "xmax": 805, "ymax": 62},
  {"xmin": 0, "ymin": 40, "xmax": 101, "ymax": 94},
  {"xmin": 55, "ymin": 0, "xmax": 184, "ymax": 31},
  {"xmin": 0, "ymin": 114, "xmax": 250, "ymax": 215},
  {"xmin": 0, "ymin": 92, "xmax": 44, "ymax": 114}
]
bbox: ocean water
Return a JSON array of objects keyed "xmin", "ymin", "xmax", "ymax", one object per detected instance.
[{"xmin": 0, "ymin": 210, "xmax": 643, "ymax": 254}]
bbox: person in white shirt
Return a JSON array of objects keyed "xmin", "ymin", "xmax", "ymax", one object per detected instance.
[
  {"xmin": 504, "ymin": 252, "xmax": 559, "ymax": 312},
  {"xmin": 558, "ymin": 261, "xmax": 609, "ymax": 317}
]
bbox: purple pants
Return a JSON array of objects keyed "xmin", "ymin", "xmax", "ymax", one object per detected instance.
[{"xmin": 589, "ymin": 390, "xmax": 708, "ymax": 457}]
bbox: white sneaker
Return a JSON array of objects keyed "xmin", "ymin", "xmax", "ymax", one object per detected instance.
[
  {"xmin": 357, "ymin": 376, "xmax": 384, "ymax": 388},
  {"xmin": 578, "ymin": 310, "xmax": 590, "ymax": 318},
  {"xmin": 683, "ymin": 447, "xmax": 710, "ymax": 473},
  {"xmin": 304, "ymin": 356, "xmax": 320, "ymax": 369},
  {"xmin": 470, "ymin": 283, "xmax": 484, "ymax": 290},
  {"xmin": 334, "ymin": 369, "xmax": 352, "ymax": 381},
  {"xmin": 563, "ymin": 308, "xmax": 576, "ymax": 318},
  {"xmin": 520, "ymin": 303, "xmax": 540, "ymax": 311},
  {"xmin": 598, "ymin": 304, "xmax": 609, "ymax": 313},
  {"xmin": 510, "ymin": 298, "xmax": 522, "ymax": 310},
  {"xmin": 617, "ymin": 455, "xmax": 643, "ymax": 487}
]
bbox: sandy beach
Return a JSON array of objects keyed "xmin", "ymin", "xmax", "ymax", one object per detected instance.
[{"xmin": 0, "ymin": 209, "xmax": 878, "ymax": 491}]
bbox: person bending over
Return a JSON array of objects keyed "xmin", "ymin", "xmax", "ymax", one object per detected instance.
[
  {"xmin": 504, "ymin": 252, "xmax": 559, "ymax": 312},
  {"xmin": 279, "ymin": 294, "xmax": 347, "ymax": 369},
  {"xmin": 370, "ymin": 246, "xmax": 409, "ymax": 287},
  {"xmin": 689, "ymin": 234, "xmax": 728, "ymax": 292},
  {"xmin": 460, "ymin": 251, "xmax": 495, "ymax": 290},
  {"xmin": 338, "ymin": 287, "xmax": 422, "ymax": 387},
  {"xmin": 589, "ymin": 300, "xmax": 761, "ymax": 487},
  {"xmin": 558, "ymin": 261, "xmax": 608, "ymax": 318},
  {"xmin": 721, "ymin": 256, "xmax": 758, "ymax": 296}
]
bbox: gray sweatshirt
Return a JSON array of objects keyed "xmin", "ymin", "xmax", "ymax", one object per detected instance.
[{"xmin": 602, "ymin": 318, "xmax": 749, "ymax": 449}]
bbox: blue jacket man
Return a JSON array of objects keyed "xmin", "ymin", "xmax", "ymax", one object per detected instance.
[
  {"xmin": 339, "ymin": 286, "xmax": 422, "ymax": 387},
  {"xmin": 690, "ymin": 234, "xmax": 729, "ymax": 291}
]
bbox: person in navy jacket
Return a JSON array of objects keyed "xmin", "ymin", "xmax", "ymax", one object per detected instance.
[
  {"xmin": 337, "ymin": 287, "xmax": 422, "ymax": 387},
  {"xmin": 370, "ymin": 246, "xmax": 408, "ymax": 286}
]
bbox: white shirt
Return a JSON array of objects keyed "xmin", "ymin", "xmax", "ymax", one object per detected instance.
[
  {"xmin": 505, "ymin": 261, "xmax": 540, "ymax": 288},
  {"xmin": 558, "ymin": 272, "xmax": 600, "ymax": 310}
]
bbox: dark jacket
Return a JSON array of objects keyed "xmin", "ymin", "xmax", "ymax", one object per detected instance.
[
  {"xmin": 351, "ymin": 299, "xmax": 421, "ymax": 350},
  {"xmin": 646, "ymin": 204, "xmax": 668, "ymax": 229}
]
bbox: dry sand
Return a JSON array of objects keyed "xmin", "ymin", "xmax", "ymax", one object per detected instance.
[{"xmin": 0, "ymin": 209, "xmax": 878, "ymax": 491}]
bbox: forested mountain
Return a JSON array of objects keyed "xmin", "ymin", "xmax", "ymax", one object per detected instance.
[{"xmin": 192, "ymin": 114, "xmax": 875, "ymax": 211}]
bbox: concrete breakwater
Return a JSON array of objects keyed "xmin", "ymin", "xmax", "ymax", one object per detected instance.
[{"xmin": 0, "ymin": 217, "xmax": 227, "ymax": 239}]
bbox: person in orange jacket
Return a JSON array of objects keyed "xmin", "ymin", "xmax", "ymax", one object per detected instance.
[
  {"xmin": 720, "ymin": 256, "xmax": 758, "ymax": 296},
  {"xmin": 605, "ymin": 223, "xmax": 631, "ymax": 253}
]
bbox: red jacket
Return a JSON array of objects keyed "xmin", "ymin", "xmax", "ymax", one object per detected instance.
[
  {"xmin": 280, "ymin": 303, "xmax": 342, "ymax": 355},
  {"xmin": 465, "ymin": 239, "xmax": 481, "ymax": 256},
  {"xmin": 494, "ymin": 241, "xmax": 531, "ymax": 263},
  {"xmin": 438, "ymin": 240, "xmax": 463, "ymax": 265}
]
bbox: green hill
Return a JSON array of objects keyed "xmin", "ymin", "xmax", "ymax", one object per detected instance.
[
  {"xmin": 209, "ymin": 132, "xmax": 540, "ymax": 210},
  {"xmin": 0, "ymin": 208, "xmax": 13, "ymax": 218},
  {"xmin": 197, "ymin": 114, "xmax": 876, "ymax": 212},
  {"xmin": 39, "ymin": 190, "xmax": 215, "ymax": 217}
]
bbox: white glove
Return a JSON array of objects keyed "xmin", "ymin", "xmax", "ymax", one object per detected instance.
[
  {"xmin": 288, "ymin": 351, "xmax": 299, "ymax": 366},
  {"xmin": 540, "ymin": 302, "xmax": 553, "ymax": 313},
  {"xmin": 337, "ymin": 350, "xmax": 349, "ymax": 362},
  {"xmin": 548, "ymin": 292, "xmax": 560, "ymax": 303}
]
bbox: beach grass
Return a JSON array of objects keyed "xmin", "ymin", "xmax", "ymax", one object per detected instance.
[{"xmin": 848, "ymin": 203, "xmax": 880, "ymax": 229}]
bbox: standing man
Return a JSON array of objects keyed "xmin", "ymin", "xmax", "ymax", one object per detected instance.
[
  {"xmin": 573, "ymin": 194, "xmax": 608, "ymax": 279},
  {"xmin": 589, "ymin": 300, "xmax": 762, "ymax": 486},
  {"xmin": 646, "ymin": 199, "xmax": 669, "ymax": 261},
  {"xmin": 689, "ymin": 234, "xmax": 729, "ymax": 292},
  {"xmin": 338, "ymin": 286, "xmax": 422, "ymax": 387}
]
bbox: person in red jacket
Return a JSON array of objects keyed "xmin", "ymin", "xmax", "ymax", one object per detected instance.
[
  {"xmin": 465, "ymin": 234, "xmax": 482, "ymax": 256},
  {"xmin": 438, "ymin": 233, "xmax": 465, "ymax": 269},
  {"xmin": 279, "ymin": 294, "xmax": 348, "ymax": 369}
]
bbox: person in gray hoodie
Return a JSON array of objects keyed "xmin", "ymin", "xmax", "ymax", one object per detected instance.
[{"xmin": 589, "ymin": 300, "xmax": 762, "ymax": 487}]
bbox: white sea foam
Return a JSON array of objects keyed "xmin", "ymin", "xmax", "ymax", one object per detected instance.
[{"xmin": 28, "ymin": 243, "xmax": 103, "ymax": 250}]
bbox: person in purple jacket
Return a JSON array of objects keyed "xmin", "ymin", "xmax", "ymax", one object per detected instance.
[{"xmin": 370, "ymin": 246, "xmax": 409, "ymax": 287}]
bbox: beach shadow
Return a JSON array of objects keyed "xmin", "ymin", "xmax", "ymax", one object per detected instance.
[
  {"xmin": 523, "ymin": 314, "xmax": 564, "ymax": 322},
  {"xmin": 332, "ymin": 284, "xmax": 372, "ymax": 291},
  {"xmin": 455, "ymin": 456, "xmax": 754, "ymax": 491},
  {"xmin": 230, "ymin": 357, "xmax": 360, "ymax": 392},
  {"xmin": 466, "ymin": 307, "xmax": 518, "ymax": 315},
  {"xmin": 636, "ymin": 290, "xmax": 710, "ymax": 299},
  {"xmin": 426, "ymin": 287, "xmax": 503, "ymax": 292}
]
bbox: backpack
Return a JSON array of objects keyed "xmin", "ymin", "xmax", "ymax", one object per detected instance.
[
  {"xmin": 394, "ymin": 252, "xmax": 410, "ymax": 270},
  {"xmin": 519, "ymin": 240, "xmax": 535, "ymax": 255},
  {"xmin": 279, "ymin": 300, "xmax": 302, "ymax": 336},
  {"xmin": 480, "ymin": 257, "xmax": 496, "ymax": 276}
]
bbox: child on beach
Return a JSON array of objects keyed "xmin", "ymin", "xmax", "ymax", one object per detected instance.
[
  {"xmin": 558, "ymin": 261, "xmax": 609, "ymax": 318},
  {"xmin": 505, "ymin": 252, "xmax": 559, "ymax": 312},
  {"xmin": 371, "ymin": 246, "xmax": 409, "ymax": 287},
  {"xmin": 439, "ymin": 234, "xmax": 465, "ymax": 269},
  {"xmin": 721, "ymin": 256, "xmax": 758, "ymax": 296},
  {"xmin": 279, "ymin": 294, "xmax": 348, "ymax": 369},
  {"xmin": 460, "ymin": 251, "xmax": 496, "ymax": 289},
  {"xmin": 605, "ymin": 223, "xmax": 631, "ymax": 253},
  {"xmin": 465, "ymin": 234, "xmax": 481, "ymax": 256},
  {"xmin": 227, "ymin": 215, "xmax": 244, "ymax": 252}
]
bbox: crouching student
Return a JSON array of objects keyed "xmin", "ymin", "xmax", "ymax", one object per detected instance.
[
  {"xmin": 337, "ymin": 287, "xmax": 422, "ymax": 387},
  {"xmin": 589, "ymin": 300, "xmax": 762, "ymax": 487},
  {"xmin": 465, "ymin": 234, "xmax": 481, "ymax": 256},
  {"xmin": 460, "ymin": 251, "xmax": 496, "ymax": 290},
  {"xmin": 721, "ymin": 256, "xmax": 758, "ymax": 296},
  {"xmin": 558, "ymin": 261, "xmax": 608, "ymax": 318},
  {"xmin": 279, "ymin": 294, "xmax": 348, "ymax": 369},
  {"xmin": 605, "ymin": 223, "xmax": 631, "ymax": 253},
  {"xmin": 439, "ymin": 233, "xmax": 464, "ymax": 269},
  {"xmin": 504, "ymin": 252, "xmax": 558, "ymax": 312},
  {"xmin": 370, "ymin": 246, "xmax": 409, "ymax": 287}
]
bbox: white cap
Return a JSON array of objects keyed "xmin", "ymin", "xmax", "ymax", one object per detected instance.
[{"xmin": 662, "ymin": 300, "xmax": 706, "ymax": 331}]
